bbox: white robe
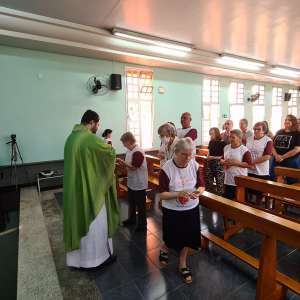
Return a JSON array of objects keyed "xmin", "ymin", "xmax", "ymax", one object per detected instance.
[{"xmin": 66, "ymin": 204, "xmax": 113, "ymax": 268}]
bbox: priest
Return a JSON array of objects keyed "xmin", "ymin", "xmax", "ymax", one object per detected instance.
[{"xmin": 63, "ymin": 109, "xmax": 119, "ymax": 268}]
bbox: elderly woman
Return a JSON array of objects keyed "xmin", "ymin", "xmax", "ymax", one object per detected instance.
[
  {"xmin": 239, "ymin": 118, "xmax": 253, "ymax": 145},
  {"xmin": 206, "ymin": 127, "xmax": 226, "ymax": 195},
  {"xmin": 246, "ymin": 122, "xmax": 273, "ymax": 203},
  {"xmin": 158, "ymin": 138, "xmax": 205, "ymax": 284},
  {"xmin": 158, "ymin": 123, "xmax": 179, "ymax": 167},
  {"xmin": 221, "ymin": 129, "xmax": 252, "ymax": 200},
  {"xmin": 221, "ymin": 120, "xmax": 233, "ymax": 144},
  {"xmin": 270, "ymin": 115, "xmax": 300, "ymax": 184},
  {"xmin": 263, "ymin": 121, "xmax": 274, "ymax": 140}
]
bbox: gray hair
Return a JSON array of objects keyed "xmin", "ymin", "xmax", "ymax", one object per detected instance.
[
  {"xmin": 158, "ymin": 123, "xmax": 177, "ymax": 137},
  {"xmin": 174, "ymin": 137, "xmax": 194, "ymax": 153},
  {"xmin": 230, "ymin": 129, "xmax": 242, "ymax": 139}
]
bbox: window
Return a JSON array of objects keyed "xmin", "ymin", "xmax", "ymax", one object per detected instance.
[
  {"xmin": 288, "ymin": 89, "xmax": 298, "ymax": 116},
  {"xmin": 202, "ymin": 79, "xmax": 220, "ymax": 144},
  {"xmin": 271, "ymin": 87, "xmax": 283, "ymax": 134},
  {"xmin": 252, "ymin": 85, "xmax": 265, "ymax": 126},
  {"xmin": 229, "ymin": 82, "xmax": 244, "ymax": 128},
  {"xmin": 126, "ymin": 69, "xmax": 153, "ymax": 148}
]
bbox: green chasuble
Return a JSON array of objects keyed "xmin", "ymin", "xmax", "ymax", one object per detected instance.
[{"xmin": 63, "ymin": 124, "xmax": 120, "ymax": 252}]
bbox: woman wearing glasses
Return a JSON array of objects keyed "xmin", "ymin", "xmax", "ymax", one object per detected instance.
[
  {"xmin": 246, "ymin": 122, "xmax": 273, "ymax": 203},
  {"xmin": 158, "ymin": 138, "xmax": 204, "ymax": 284}
]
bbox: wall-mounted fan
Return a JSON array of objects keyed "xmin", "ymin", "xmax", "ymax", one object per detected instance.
[
  {"xmin": 247, "ymin": 93, "xmax": 260, "ymax": 102},
  {"xmin": 87, "ymin": 76, "xmax": 109, "ymax": 96}
]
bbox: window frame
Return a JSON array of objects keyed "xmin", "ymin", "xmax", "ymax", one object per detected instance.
[
  {"xmin": 271, "ymin": 87, "xmax": 283, "ymax": 134},
  {"xmin": 288, "ymin": 89, "xmax": 298, "ymax": 116},
  {"xmin": 229, "ymin": 81, "xmax": 245, "ymax": 127},
  {"xmin": 125, "ymin": 67, "xmax": 154, "ymax": 149},
  {"xmin": 201, "ymin": 78, "xmax": 220, "ymax": 144},
  {"xmin": 251, "ymin": 84, "xmax": 265, "ymax": 126}
]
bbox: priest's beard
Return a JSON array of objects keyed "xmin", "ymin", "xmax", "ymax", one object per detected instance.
[{"xmin": 91, "ymin": 125, "xmax": 98, "ymax": 134}]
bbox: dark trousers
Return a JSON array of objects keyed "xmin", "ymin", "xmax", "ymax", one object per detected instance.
[
  {"xmin": 223, "ymin": 185, "xmax": 236, "ymax": 200},
  {"xmin": 128, "ymin": 188, "xmax": 147, "ymax": 227},
  {"xmin": 205, "ymin": 160, "xmax": 225, "ymax": 195}
]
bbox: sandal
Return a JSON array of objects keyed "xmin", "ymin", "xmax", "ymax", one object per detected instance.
[
  {"xmin": 159, "ymin": 250, "xmax": 169, "ymax": 266},
  {"xmin": 180, "ymin": 267, "xmax": 192, "ymax": 284}
]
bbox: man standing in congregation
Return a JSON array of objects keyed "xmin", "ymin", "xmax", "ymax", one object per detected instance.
[
  {"xmin": 177, "ymin": 112, "xmax": 198, "ymax": 141},
  {"xmin": 63, "ymin": 110, "xmax": 119, "ymax": 268}
]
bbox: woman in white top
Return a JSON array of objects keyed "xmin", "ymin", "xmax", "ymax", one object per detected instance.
[
  {"xmin": 117, "ymin": 132, "xmax": 148, "ymax": 232},
  {"xmin": 157, "ymin": 123, "xmax": 179, "ymax": 167},
  {"xmin": 221, "ymin": 129, "xmax": 252, "ymax": 200},
  {"xmin": 158, "ymin": 138, "xmax": 205, "ymax": 284},
  {"xmin": 246, "ymin": 122, "xmax": 273, "ymax": 203}
]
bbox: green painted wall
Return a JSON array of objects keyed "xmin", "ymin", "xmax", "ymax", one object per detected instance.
[{"xmin": 0, "ymin": 45, "xmax": 295, "ymax": 166}]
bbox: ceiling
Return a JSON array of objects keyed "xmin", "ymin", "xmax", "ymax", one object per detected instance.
[{"xmin": 0, "ymin": 0, "xmax": 299, "ymax": 84}]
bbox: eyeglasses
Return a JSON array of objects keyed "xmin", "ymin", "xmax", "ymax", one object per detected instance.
[{"xmin": 253, "ymin": 128, "xmax": 263, "ymax": 131}]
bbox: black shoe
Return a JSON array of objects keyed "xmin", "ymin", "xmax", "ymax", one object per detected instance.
[
  {"xmin": 122, "ymin": 219, "xmax": 136, "ymax": 226},
  {"xmin": 134, "ymin": 225, "xmax": 147, "ymax": 232}
]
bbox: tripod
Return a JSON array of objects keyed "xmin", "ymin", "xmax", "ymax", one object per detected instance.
[{"xmin": 6, "ymin": 135, "xmax": 24, "ymax": 188}]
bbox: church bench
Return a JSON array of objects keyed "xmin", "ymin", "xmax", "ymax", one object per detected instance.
[
  {"xmin": 221, "ymin": 176, "xmax": 300, "ymax": 238},
  {"xmin": 201, "ymin": 231, "xmax": 300, "ymax": 295},
  {"xmin": 199, "ymin": 191, "xmax": 300, "ymax": 299},
  {"xmin": 262, "ymin": 167, "xmax": 300, "ymax": 217},
  {"xmin": 196, "ymin": 148, "xmax": 209, "ymax": 156},
  {"xmin": 236, "ymin": 176, "xmax": 300, "ymax": 220},
  {"xmin": 275, "ymin": 166, "xmax": 300, "ymax": 182}
]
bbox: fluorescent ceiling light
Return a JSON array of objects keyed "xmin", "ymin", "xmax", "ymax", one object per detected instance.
[
  {"xmin": 216, "ymin": 55, "xmax": 265, "ymax": 71},
  {"xmin": 147, "ymin": 45, "xmax": 187, "ymax": 57},
  {"xmin": 112, "ymin": 28, "xmax": 192, "ymax": 52},
  {"xmin": 270, "ymin": 67, "xmax": 300, "ymax": 78}
]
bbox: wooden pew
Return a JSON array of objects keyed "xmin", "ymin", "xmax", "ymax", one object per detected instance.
[
  {"xmin": 145, "ymin": 154, "xmax": 160, "ymax": 185},
  {"xmin": 262, "ymin": 167, "xmax": 300, "ymax": 215},
  {"xmin": 237, "ymin": 175, "xmax": 300, "ymax": 218},
  {"xmin": 275, "ymin": 166, "xmax": 300, "ymax": 184},
  {"xmin": 196, "ymin": 148, "xmax": 209, "ymax": 156},
  {"xmin": 199, "ymin": 191, "xmax": 300, "ymax": 300},
  {"xmin": 221, "ymin": 176, "xmax": 300, "ymax": 239}
]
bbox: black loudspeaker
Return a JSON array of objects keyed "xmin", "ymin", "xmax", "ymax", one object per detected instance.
[
  {"xmin": 284, "ymin": 93, "xmax": 291, "ymax": 101},
  {"xmin": 110, "ymin": 74, "xmax": 122, "ymax": 90}
]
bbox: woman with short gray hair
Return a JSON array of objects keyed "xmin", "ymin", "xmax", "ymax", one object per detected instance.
[
  {"xmin": 221, "ymin": 130, "xmax": 252, "ymax": 200},
  {"xmin": 158, "ymin": 137, "xmax": 205, "ymax": 284},
  {"xmin": 158, "ymin": 123, "xmax": 179, "ymax": 167}
]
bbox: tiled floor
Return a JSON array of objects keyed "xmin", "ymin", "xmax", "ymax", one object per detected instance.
[{"xmin": 54, "ymin": 192, "xmax": 300, "ymax": 300}]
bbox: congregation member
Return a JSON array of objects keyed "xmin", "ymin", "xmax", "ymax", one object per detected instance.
[
  {"xmin": 239, "ymin": 118, "xmax": 253, "ymax": 145},
  {"xmin": 263, "ymin": 120, "xmax": 274, "ymax": 140},
  {"xmin": 117, "ymin": 132, "xmax": 148, "ymax": 232},
  {"xmin": 158, "ymin": 138, "xmax": 205, "ymax": 284},
  {"xmin": 246, "ymin": 122, "xmax": 273, "ymax": 202},
  {"xmin": 221, "ymin": 120, "xmax": 233, "ymax": 144},
  {"xmin": 206, "ymin": 127, "xmax": 226, "ymax": 195},
  {"xmin": 102, "ymin": 128, "xmax": 113, "ymax": 145},
  {"xmin": 157, "ymin": 123, "xmax": 179, "ymax": 167},
  {"xmin": 221, "ymin": 129, "xmax": 252, "ymax": 200},
  {"xmin": 270, "ymin": 115, "xmax": 300, "ymax": 184},
  {"xmin": 63, "ymin": 110, "xmax": 119, "ymax": 268},
  {"xmin": 177, "ymin": 112, "xmax": 197, "ymax": 141}
]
